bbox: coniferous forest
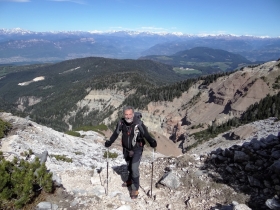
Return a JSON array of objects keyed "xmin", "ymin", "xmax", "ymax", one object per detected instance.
[
  {"xmin": 0, "ymin": 56, "xmax": 277, "ymax": 133},
  {"xmin": 0, "ymin": 56, "xmax": 238, "ymax": 132}
]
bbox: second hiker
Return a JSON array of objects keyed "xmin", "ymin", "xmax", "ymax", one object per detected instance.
[{"xmin": 105, "ymin": 106, "xmax": 157, "ymax": 199}]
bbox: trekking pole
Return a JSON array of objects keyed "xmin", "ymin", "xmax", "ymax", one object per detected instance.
[
  {"xmin": 150, "ymin": 148, "xmax": 154, "ymax": 198},
  {"xmin": 106, "ymin": 148, "xmax": 109, "ymax": 196}
]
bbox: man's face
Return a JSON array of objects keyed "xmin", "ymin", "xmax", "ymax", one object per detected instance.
[{"xmin": 124, "ymin": 109, "xmax": 134, "ymax": 123}]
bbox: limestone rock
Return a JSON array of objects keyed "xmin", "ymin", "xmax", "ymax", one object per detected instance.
[
  {"xmin": 159, "ymin": 172, "xmax": 180, "ymax": 189},
  {"xmin": 35, "ymin": 202, "xmax": 58, "ymax": 210},
  {"xmin": 233, "ymin": 203, "xmax": 252, "ymax": 210},
  {"xmin": 116, "ymin": 205, "xmax": 131, "ymax": 210}
]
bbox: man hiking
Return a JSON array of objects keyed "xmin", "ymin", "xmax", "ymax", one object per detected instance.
[{"xmin": 105, "ymin": 106, "xmax": 157, "ymax": 199}]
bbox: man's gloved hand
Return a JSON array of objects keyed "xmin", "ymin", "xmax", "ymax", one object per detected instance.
[
  {"xmin": 150, "ymin": 140, "xmax": 157, "ymax": 148},
  {"xmin": 105, "ymin": 141, "xmax": 111, "ymax": 148}
]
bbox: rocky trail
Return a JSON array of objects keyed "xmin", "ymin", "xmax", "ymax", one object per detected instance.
[{"xmin": 0, "ymin": 112, "xmax": 280, "ymax": 210}]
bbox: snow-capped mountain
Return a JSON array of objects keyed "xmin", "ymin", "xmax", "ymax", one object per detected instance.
[
  {"xmin": 2, "ymin": 28, "xmax": 276, "ymax": 38},
  {"xmin": 0, "ymin": 28, "xmax": 279, "ymax": 64}
]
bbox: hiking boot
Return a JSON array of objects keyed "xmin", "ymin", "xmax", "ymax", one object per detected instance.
[
  {"xmin": 122, "ymin": 180, "xmax": 132, "ymax": 187},
  {"xmin": 130, "ymin": 190, "xmax": 139, "ymax": 199},
  {"xmin": 266, "ymin": 197, "xmax": 280, "ymax": 210}
]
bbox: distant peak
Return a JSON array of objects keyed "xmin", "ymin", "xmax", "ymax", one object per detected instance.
[
  {"xmin": 0, "ymin": 28, "xmax": 32, "ymax": 34},
  {"xmin": 1, "ymin": 28, "xmax": 276, "ymax": 38}
]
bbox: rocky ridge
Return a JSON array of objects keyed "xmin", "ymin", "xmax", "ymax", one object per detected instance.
[{"xmin": 1, "ymin": 112, "xmax": 280, "ymax": 209}]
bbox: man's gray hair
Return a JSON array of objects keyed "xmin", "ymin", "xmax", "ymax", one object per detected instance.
[{"xmin": 123, "ymin": 106, "xmax": 134, "ymax": 114}]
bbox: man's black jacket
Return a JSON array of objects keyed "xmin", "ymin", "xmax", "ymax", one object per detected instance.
[{"xmin": 106, "ymin": 118, "xmax": 157, "ymax": 150}]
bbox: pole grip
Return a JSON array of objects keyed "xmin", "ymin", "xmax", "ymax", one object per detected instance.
[{"xmin": 107, "ymin": 148, "xmax": 109, "ymax": 160}]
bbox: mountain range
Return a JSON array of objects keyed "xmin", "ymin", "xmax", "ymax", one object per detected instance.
[
  {"xmin": 1, "ymin": 29, "xmax": 280, "ymax": 65},
  {"xmin": 0, "ymin": 30, "xmax": 280, "ymax": 209},
  {"xmin": 0, "ymin": 55, "xmax": 279, "ymax": 140},
  {"xmin": 0, "ymin": 29, "xmax": 279, "ymax": 140},
  {"xmin": 1, "ymin": 65, "xmax": 280, "ymax": 209},
  {"xmin": 139, "ymin": 47, "xmax": 253, "ymax": 75}
]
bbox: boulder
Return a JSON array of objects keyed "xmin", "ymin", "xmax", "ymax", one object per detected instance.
[
  {"xmin": 35, "ymin": 150, "xmax": 48, "ymax": 164},
  {"xmin": 116, "ymin": 205, "xmax": 131, "ymax": 210},
  {"xmin": 247, "ymin": 176, "xmax": 262, "ymax": 188},
  {"xmin": 269, "ymin": 160, "xmax": 280, "ymax": 174},
  {"xmin": 271, "ymin": 150, "xmax": 280, "ymax": 159},
  {"xmin": 233, "ymin": 203, "xmax": 252, "ymax": 210},
  {"xmin": 35, "ymin": 202, "xmax": 58, "ymax": 210},
  {"xmin": 159, "ymin": 172, "xmax": 181, "ymax": 189},
  {"xmin": 234, "ymin": 151, "xmax": 250, "ymax": 162},
  {"xmin": 250, "ymin": 139, "xmax": 265, "ymax": 150},
  {"xmin": 52, "ymin": 173, "xmax": 62, "ymax": 187}
]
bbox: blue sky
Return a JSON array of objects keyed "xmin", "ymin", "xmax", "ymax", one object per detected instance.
[{"xmin": 0, "ymin": 0, "xmax": 279, "ymax": 37}]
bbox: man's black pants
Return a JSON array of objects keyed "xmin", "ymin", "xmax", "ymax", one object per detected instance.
[{"xmin": 124, "ymin": 148, "xmax": 142, "ymax": 191}]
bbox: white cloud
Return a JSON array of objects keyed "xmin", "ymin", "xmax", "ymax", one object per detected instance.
[{"xmin": 49, "ymin": 0, "xmax": 86, "ymax": 4}]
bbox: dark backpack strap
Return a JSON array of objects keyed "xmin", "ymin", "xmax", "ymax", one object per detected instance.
[
  {"xmin": 137, "ymin": 121, "xmax": 144, "ymax": 135},
  {"xmin": 116, "ymin": 120, "xmax": 123, "ymax": 135},
  {"xmin": 134, "ymin": 122, "xmax": 146, "ymax": 147}
]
